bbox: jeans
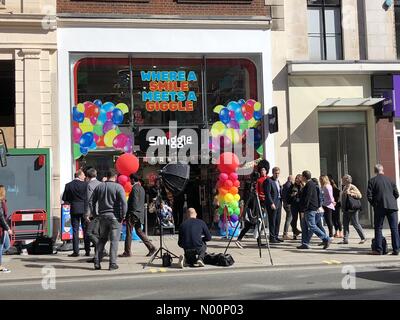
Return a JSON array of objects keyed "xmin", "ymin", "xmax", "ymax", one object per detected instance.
[
  {"xmin": 290, "ymin": 205, "xmax": 301, "ymax": 234},
  {"xmin": 316, "ymin": 211, "xmax": 325, "ymax": 234},
  {"xmin": 184, "ymin": 243, "xmax": 207, "ymax": 265},
  {"xmin": 304, "ymin": 210, "xmax": 330, "ymax": 245},
  {"xmin": 374, "ymin": 207, "xmax": 400, "ymax": 253},
  {"xmin": 343, "ymin": 210, "xmax": 365, "ymax": 241},
  {"xmin": 267, "ymin": 203, "xmax": 282, "ymax": 241},
  {"xmin": 300, "ymin": 213, "xmax": 310, "ymax": 246},
  {"xmin": 0, "ymin": 231, "xmax": 10, "ymax": 265},
  {"xmin": 71, "ymin": 214, "xmax": 89, "ymax": 255},
  {"xmin": 95, "ymin": 216, "xmax": 121, "ymax": 266}
]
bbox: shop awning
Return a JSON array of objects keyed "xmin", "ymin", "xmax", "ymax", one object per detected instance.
[{"xmin": 318, "ymin": 98, "xmax": 385, "ymax": 107}]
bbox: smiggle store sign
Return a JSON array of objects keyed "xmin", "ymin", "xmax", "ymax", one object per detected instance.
[{"xmin": 141, "ymin": 71, "xmax": 198, "ymax": 112}]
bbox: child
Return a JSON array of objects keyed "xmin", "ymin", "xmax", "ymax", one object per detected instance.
[{"xmin": 160, "ymin": 201, "xmax": 174, "ymax": 227}]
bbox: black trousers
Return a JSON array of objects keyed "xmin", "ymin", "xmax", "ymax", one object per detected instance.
[
  {"xmin": 322, "ymin": 206, "xmax": 334, "ymax": 237},
  {"xmin": 184, "ymin": 243, "xmax": 207, "ymax": 265},
  {"xmin": 71, "ymin": 214, "xmax": 89, "ymax": 255},
  {"xmin": 267, "ymin": 203, "xmax": 282, "ymax": 241},
  {"xmin": 237, "ymin": 221, "xmax": 256, "ymax": 241}
]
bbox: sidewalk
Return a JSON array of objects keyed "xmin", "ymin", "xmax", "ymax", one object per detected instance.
[{"xmin": 1, "ymin": 228, "xmax": 399, "ymax": 281}]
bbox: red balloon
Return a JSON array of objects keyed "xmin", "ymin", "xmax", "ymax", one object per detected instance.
[
  {"xmin": 229, "ymin": 172, "xmax": 238, "ymax": 181},
  {"xmin": 124, "ymin": 181, "xmax": 132, "ymax": 193},
  {"xmin": 223, "ymin": 180, "xmax": 233, "ymax": 189},
  {"xmin": 233, "ymin": 180, "xmax": 240, "ymax": 187},
  {"xmin": 217, "ymin": 152, "xmax": 240, "ymax": 174},
  {"xmin": 117, "ymin": 175, "xmax": 129, "ymax": 186},
  {"xmin": 115, "ymin": 153, "xmax": 139, "ymax": 176}
]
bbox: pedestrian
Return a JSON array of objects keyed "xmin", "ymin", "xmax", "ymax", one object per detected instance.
[
  {"xmin": 339, "ymin": 174, "xmax": 366, "ymax": 245},
  {"xmin": 288, "ymin": 175, "xmax": 303, "ymax": 240},
  {"xmin": 282, "ymin": 175, "xmax": 295, "ymax": 240},
  {"xmin": 235, "ymin": 197, "xmax": 262, "ymax": 249},
  {"xmin": 91, "ymin": 168, "xmax": 127, "ymax": 270},
  {"xmin": 160, "ymin": 201, "xmax": 174, "ymax": 227},
  {"xmin": 312, "ymin": 178, "xmax": 326, "ymax": 236},
  {"xmin": 120, "ymin": 174, "xmax": 157, "ymax": 258},
  {"xmin": 297, "ymin": 171, "xmax": 331, "ymax": 250},
  {"xmin": 367, "ymin": 164, "xmax": 400, "ymax": 255},
  {"xmin": 328, "ymin": 175, "xmax": 343, "ymax": 238},
  {"xmin": 0, "ymin": 186, "xmax": 12, "ymax": 273},
  {"xmin": 62, "ymin": 169, "xmax": 88, "ymax": 257},
  {"xmin": 256, "ymin": 166, "xmax": 268, "ymax": 205},
  {"xmin": 320, "ymin": 175, "xmax": 335, "ymax": 238},
  {"xmin": 178, "ymin": 208, "xmax": 211, "ymax": 268},
  {"xmin": 264, "ymin": 167, "xmax": 283, "ymax": 243}
]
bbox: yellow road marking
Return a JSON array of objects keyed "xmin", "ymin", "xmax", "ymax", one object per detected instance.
[
  {"xmin": 159, "ymin": 268, "xmax": 167, "ymax": 272},
  {"xmin": 149, "ymin": 269, "xmax": 158, "ymax": 273}
]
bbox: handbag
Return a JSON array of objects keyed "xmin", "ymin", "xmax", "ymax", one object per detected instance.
[
  {"xmin": 162, "ymin": 252, "xmax": 172, "ymax": 267},
  {"xmin": 345, "ymin": 195, "xmax": 362, "ymax": 211}
]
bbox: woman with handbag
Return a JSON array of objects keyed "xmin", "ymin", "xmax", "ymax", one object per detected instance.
[
  {"xmin": 0, "ymin": 185, "xmax": 12, "ymax": 273},
  {"xmin": 339, "ymin": 175, "xmax": 367, "ymax": 245},
  {"xmin": 320, "ymin": 175, "xmax": 336, "ymax": 238}
]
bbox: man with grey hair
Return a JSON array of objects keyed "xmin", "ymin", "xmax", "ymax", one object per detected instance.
[{"xmin": 367, "ymin": 164, "xmax": 400, "ymax": 255}]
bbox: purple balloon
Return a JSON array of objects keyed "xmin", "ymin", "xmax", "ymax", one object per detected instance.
[
  {"xmin": 103, "ymin": 120, "xmax": 115, "ymax": 134},
  {"xmin": 230, "ymin": 215, "xmax": 239, "ymax": 223},
  {"xmin": 227, "ymin": 120, "xmax": 240, "ymax": 129}
]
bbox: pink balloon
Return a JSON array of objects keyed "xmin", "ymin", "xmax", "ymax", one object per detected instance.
[
  {"xmin": 73, "ymin": 127, "xmax": 82, "ymax": 143},
  {"xmin": 117, "ymin": 175, "xmax": 129, "ymax": 186},
  {"xmin": 93, "ymin": 134, "xmax": 100, "ymax": 143},
  {"xmin": 244, "ymin": 112, "xmax": 253, "ymax": 121},
  {"xmin": 90, "ymin": 116, "xmax": 97, "ymax": 125},
  {"xmin": 219, "ymin": 173, "xmax": 229, "ymax": 182},
  {"xmin": 113, "ymin": 134, "xmax": 128, "ymax": 149},
  {"xmin": 103, "ymin": 120, "xmax": 115, "ymax": 134},
  {"xmin": 229, "ymin": 110, "xmax": 235, "ymax": 119},
  {"xmin": 246, "ymin": 99, "xmax": 256, "ymax": 107},
  {"xmin": 106, "ymin": 112, "xmax": 113, "ymax": 120}
]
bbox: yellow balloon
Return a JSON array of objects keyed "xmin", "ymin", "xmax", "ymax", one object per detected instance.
[
  {"xmin": 224, "ymin": 193, "xmax": 234, "ymax": 203},
  {"xmin": 104, "ymin": 129, "xmax": 118, "ymax": 147},
  {"xmin": 248, "ymin": 119, "xmax": 258, "ymax": 128},
  {"xmin": 79, "ymin": 118, "xmax": 93, "ymax": 134},
  {"xmin": 254, "ymin": 102, "xmax": 261, "ymax": 111},
  {"xmin": 213, "ymin": 105, "xmax": 225, "ymax": 114},
  {"xmin": 211, "ymin": 121, "xmax": 226, "ymax": 138},
  {"xmin": 234, "ymin": 194, "xmax": 240, "ymax": 202},
  {"xmin": 116, "ymin": 103, "xmax": 130, "ymax": 114},
  {"xmin": 76, "ymin": 103, "xmax": 85, "ymax": 113},
  {"xmin": 225, "ymin": 128, "xmax": 240, "ymax": 144}
]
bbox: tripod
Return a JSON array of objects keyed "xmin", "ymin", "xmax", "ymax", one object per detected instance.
[
  {"xmin": 224, "ymin": 179, "xmax": 273, "ymax": 266},
  {"xmin": 144, "ymin": 184, "xmax": 179, "ymax": 269}
]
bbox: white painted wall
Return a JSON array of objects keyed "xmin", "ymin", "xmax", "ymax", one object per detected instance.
[{"xmin": 57, "ymin": 27, "xmax": 273, "ymax": 190}]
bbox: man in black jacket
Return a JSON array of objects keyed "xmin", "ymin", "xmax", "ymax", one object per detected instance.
[
  {"xmin": 178, "ymin": 208, "xmax": 211, "ymax": 268},
  {"xmin": 264, "ymin": 167, "xmax": 283, "ymax": 243},
  {"xmin": 62, "ymin": 170, "xmax": 88, "ymax": 257},
  {"xmin": 297, "ymin": 170, "xmax": 331, "ymax": 250},
  {"xmin": 120, "ymin": 174, "xmax": 157, "ymax": 258},
  {"xmin": 367, "ymin": 164, "xmax": 400, "ymax": 255}
]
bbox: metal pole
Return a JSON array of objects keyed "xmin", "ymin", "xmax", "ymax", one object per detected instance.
[{"xmin": 144, "ymin": 203, "xmax": 148, "ymax": 237}]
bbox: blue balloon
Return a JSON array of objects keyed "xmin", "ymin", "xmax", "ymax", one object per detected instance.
[
  {"xmin": 112, "ymin": 108, "xmax": 124, "ymax": 125},
  {"xmin": 80, "ymin": 146, "xmax": 89, "ymax": 155},
  {"xmin": 235, "ymin": 109, "xmax": 245, "ymax": 122},
  {"xmin": 102, "ymin": 102, "xmax": 115, "ymax": 112},
  {"xmin": 88, "ymin": 140, "xmax": 97, "ymax": 150},
  {"xmin": 93, "ymin": 99, "xmax": 102, "ymax": 108},
  {"xmin": 227, "ymin": 101, "xmax": 241, "ymax": 112},
  {"xmin": 238, "ymin": 99, "xmax": 246, "ymax": 106},
  {"xmin": 98, "ymin": 109, "xmax": 107, "ymax": 124},
  {"xmin": 72, "ymin": 107, "xmax": 84, "ymax": 123},
  {"xmin": 79, "ymin": 132, "xmax": 94, "ymax": 148},
  {"xmin": 219, "ymin": 108, "xmax": 230, "ymax": 125},
  {"xmin": 254, "ymin": 111, "xmax": 262, "ymax": 121}
]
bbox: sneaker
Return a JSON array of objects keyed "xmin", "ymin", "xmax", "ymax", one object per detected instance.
[
  {"xmin": 283, "ymin": 234, "xmax": 291, "ymax": 240},
  {"xmin": 323, "ymin": 238, "xmax": 332, "ymax": 250},
  {"xmin": 118, "ymin": 252, "xmax": 132, "ymax": 258},
  {"xmin": 196, "ymin": 260, "xmax": 205, "ymax": 267},
  {"xmin": 109, "ymin": 264, "xmax": 119, "ymax": 271},
  {"xmin": 0, "ymin": 268, "xmax": 10, "ymax": 273},
  {"xmin": 338, "ymin": 240, "xmax": 349, "ymax": 245},
  {"xmin": 297, "ymin": 244, "xmax": 310, "ymax": 249},
  {"xmin": 392, "ymin": 251, "xmax": 399, "ymax": 256},
  {"xmin": 235, "ymin": 241, "xmax": 244, "ymax": 249},
  {"xmin": 178, "ymin": 255, "xmax": 185, "ymax": 269},
  {"xmin": 359, "ymin": 239, "xmax": 367, "ymax": 244}
]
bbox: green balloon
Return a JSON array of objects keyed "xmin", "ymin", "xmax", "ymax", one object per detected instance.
[
  {"xmin": 73, "ymin": 143, "xmax": 82, "ymax": 160},
  {"xmin": 240, "ymin": 122, "xmax": 248, "ymax": 131},
  {"xmin": 235, "ymin": 208, "xmax": 240, "ymax": 215},
  {"xmin": 93, "ymin": 124, "xmax": 104, "ymax": 136},
  {"xmin": 256, "ymin": 145, "xmax": 264, "ymax": 155}
]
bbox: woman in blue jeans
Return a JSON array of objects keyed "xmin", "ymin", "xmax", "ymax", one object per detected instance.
[{"xmin": 0, "ymin": 185, "xmax": 12, "ymax": 273}]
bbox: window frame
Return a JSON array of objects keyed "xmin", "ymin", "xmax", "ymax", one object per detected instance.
[{"xmin": 307, "ymin": 0, "xmax": 343, "ymax": 60}]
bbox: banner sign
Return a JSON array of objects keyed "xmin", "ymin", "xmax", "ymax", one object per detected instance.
[
  {"xmin": 140, "ymin": 70, "xmax": 198, "ymax": 112},
  {"xmin": 61, "ymin": 204, "xmax": 83, "ymax": 241}
]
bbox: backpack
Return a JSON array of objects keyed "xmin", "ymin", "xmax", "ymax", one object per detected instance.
[
  {"xmin": 371, "ymin": 237, "xmax": 388, "ymax": 255},
  {"xmin": 204, "ymin": 253, "xmax": 235, "ymax": 267},
  {"xmin": 162, "ymin": 252, "xmax": 172, "ymax": 267},
  {"xmin": 27, "ymin": 236, "xmax": 55, "ymax": 255}
]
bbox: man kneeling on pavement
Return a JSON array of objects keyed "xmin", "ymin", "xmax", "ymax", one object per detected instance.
[{"xmin": 178, "ymin": 208, "xmax": 211, "ymax": 268}]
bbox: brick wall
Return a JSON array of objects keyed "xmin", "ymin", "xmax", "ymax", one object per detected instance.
[
  {"xmin": 376, "ymin": 118, "xmax": 396, "ymax": 181},
  {"xmin": 57, "ymin": 0, "xmax": 270, "ymax": 16}
]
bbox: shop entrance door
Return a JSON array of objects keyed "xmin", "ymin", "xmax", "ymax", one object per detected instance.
[{"xmin": 319, "ymin": 124, "xmax": 371, "ymax": 225}]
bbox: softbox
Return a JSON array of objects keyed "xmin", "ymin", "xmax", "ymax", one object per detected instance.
[{"xmin": 160, "ymin": 162, "xmax": 190, "ymax": 196}]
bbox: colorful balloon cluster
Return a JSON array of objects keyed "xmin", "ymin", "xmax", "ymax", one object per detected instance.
[
  {"xmin": 210, "ymin": 99, "xmax": 263, "ymax": 156},
  {"xmin": 72, "ymin": 100, "xmax": 132, "ymax": 160},
  {"xmin": 115, "ymin": 153, "xmax": 140, "ymax": 199},
  {"xmin": 216, "ymin": 152, "xmax": 241, "ymax": 235}
]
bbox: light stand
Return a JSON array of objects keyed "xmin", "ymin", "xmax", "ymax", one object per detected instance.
[{"xmin": 223, "ymin": 174, "xmax": 273, "ymax": 266}]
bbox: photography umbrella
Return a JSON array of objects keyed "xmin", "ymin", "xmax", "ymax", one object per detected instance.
[{"xmin": 159, "ymin": 162, "xmax": 190, "ymax": 196}]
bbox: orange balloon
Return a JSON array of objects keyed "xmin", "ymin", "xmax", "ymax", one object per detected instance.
[
  {"xmin": 219, "ymin": 188, "xmax": 228, "ymax": 195},
  {"xmin": 229, "ymin": 187, "xmax": 238, "ymax": 195}
]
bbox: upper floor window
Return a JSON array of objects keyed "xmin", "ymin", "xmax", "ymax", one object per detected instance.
[
  {"xmin": 395, "ymin": 1, "xmax": 400, "ymax": 59},
  {"xmin": 307, "ymin": 0, "xmax": 343, "ymax": 60}
]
